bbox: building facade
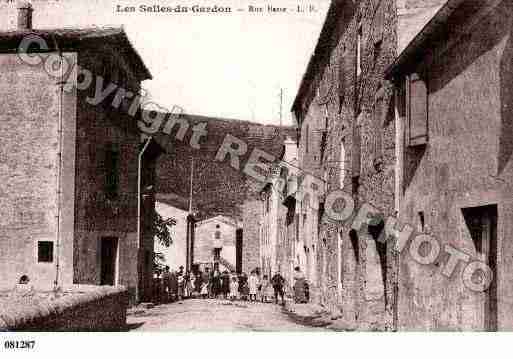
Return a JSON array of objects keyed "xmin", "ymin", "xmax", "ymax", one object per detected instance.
[
  {"xmin": 387, "ymin": 0, "xmax": 513, "ymax": 330},
  {"xmin": 290, "ymin": 0, "xmax": 448, "ymax": 330},
  {"xmin": 194, "ymin": 215, "xmax": 241, "ymax": 272},
  {"xmin": 0, "ymin": 6, "xmax": 157, "ymax": 302},
  {"xmin": 258, "ymin": 137, "xmax": 299, "ymax": 284}
]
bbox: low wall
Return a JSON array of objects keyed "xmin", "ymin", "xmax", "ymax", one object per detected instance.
[{"xmin": 0, "ymin": 285, "xmax": 128, "ymax": 331}]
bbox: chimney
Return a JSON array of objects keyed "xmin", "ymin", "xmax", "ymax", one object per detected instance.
[{"xmin": 17, "ymin": 2, "xmax": 33, "ymax": 30}]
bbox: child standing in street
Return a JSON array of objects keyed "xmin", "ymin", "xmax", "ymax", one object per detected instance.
[
  {"xmin": 260, "ymin": 275, "xmax": 272, "ymax": 303},
  {"xmin": 248, "ymin": 271, "xmax": 259, "ymax": 302},
  {"xmin": 229, "ymin": 275, "xmax": 238, "ymax": 301},
  {"xmin": 200, "ymin": 281, "xmax": 208, "ymax": 299}
]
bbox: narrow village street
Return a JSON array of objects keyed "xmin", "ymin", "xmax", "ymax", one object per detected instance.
[{"xmin": 127, "ymin": 299, "xmax": 330, "ymax": 331}]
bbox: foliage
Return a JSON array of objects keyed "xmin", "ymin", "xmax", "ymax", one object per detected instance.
[{"xmin": 153, "ymin": 209, "xmax": 176, "ymax": 274}]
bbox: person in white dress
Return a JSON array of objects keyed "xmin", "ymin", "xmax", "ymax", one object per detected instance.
[
  {"xmin": 248, "ymin": 271, "xmax": 259, "ymax": 302},
  {"xmin": 229, "ymin": 275, "xmax": 238, "ymax": 300}
]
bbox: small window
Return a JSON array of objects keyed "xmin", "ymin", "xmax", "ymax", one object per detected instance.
[
  {"xmin": 215, "ymin": 230, "xmax": 221, "ymax": 239},
  {"xmin": 38, "ymin": 241, "xmax": 54, "ymax": 263},
  {"xmin": 418, "ymin": 211, "xmax": 425, "ymax": 232}
]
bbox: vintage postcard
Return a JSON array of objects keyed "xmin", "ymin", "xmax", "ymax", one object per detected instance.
[{"xmin": 0, "ymin": 0, "xmax": 512, "ymax": 353}]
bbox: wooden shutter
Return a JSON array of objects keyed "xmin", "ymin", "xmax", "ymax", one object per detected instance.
[{"xmin": 408, "ymin": 73, "xmax": 428, "ymax": 146}]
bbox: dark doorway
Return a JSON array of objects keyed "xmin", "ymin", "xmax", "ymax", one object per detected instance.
[
  {"xmin": 462, "ymin": 204, "xmax": 498, "ymax": 331},
  {"xmin": 236, "ymin": 229, "xmax": 243, "ymax": 274},
  {"xmin": 100, "ymin": 237, "xmax": 118, "ymax": 286}
]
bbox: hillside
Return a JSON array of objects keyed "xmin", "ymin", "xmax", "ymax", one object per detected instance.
[{"xmin": 149, "ymin": 113, "xmax": 296, "ymax": 221}]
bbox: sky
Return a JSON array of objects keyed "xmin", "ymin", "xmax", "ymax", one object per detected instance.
[{"xmin": 0, "ymin": 0, "xmax": 330, "ymax": 126}]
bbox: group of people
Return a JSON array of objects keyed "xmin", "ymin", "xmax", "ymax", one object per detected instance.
[{"xmin": 154, "ymin": 266, "xmax": 287, "ymax": 305}]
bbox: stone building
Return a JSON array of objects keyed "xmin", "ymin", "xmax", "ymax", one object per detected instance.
[
  {"xmin": 194, "ymin": 215, "xmax": 241, "ymax": 273},
  {"xmin": 386, "ymin": 0, "xmax": 513, "ymax": 330},
  {"xmin": 257, "ymin": 137, "xmax": 299, "ymax": 284},
  {"xmin": 291, "ymin": 0, "xmax": 447, "ymax": 330},
  {"xmin": 0, "ymin": 5, "xmax": 159, "ymax": 302}
]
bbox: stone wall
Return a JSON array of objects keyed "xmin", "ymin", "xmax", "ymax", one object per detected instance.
[
  {"xmin": 0, "ymin": 286, "xmax": 128, "ymax": 331},
  {"xmin": 72, "ymin": 47, "xmax": 144, "ymax": 301},
  {"xmin": 0, "ymin": 52, "xmax": 77, "ymax": 290},
  {"xmin": 291, "ymin": 0, "xmax": 444, "ymax": 330},
  {"xmin": 242, "ymin": 197, "xmax": 262, "ymax": 274}
]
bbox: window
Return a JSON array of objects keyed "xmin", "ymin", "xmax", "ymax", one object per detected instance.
[
  {"xmin": 105, "ymin": 143, "xmax": 120, "ymax": 199},
  {"xmin": 357, "ymin": 24, "xmax": 363, "ymax": 77},
  {"xmin": 418, "ymin": 211, "xmax": 425, "ymax": 232},
  {"xmin": 340, "ymin": 141, "xmax": 346, "ymax": 188},
  {"xmin": 38, "ymin": 241, "xmax": 53, "ymax": 263},
  {"xmin": 305, "ymin": 124, "xmax": 309, "ymax": 153},
  {"xmin": 406, "ymin": 73, "xmax": 428, "ymax": 146},
  {"xmin": 215, "ymin": 230, "xmax": 221, "ymax": 239}
]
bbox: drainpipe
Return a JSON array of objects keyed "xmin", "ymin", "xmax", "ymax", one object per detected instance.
[
  {"xmin": 137, "ymin": 136, "xmax": 152, "ymax": 301},
  {"xmin": 53, "ymin": 35, "xmax": 65, "ymax": 291}
]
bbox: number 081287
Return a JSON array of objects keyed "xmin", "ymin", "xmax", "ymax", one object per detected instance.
[{"xmin": 4, "ymin": 340, "xmax": 36, "ymax": 350}]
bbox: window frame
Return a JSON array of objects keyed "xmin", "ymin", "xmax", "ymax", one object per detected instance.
[{"xmin": 37, "ymin": 241, "xmax": 54, "ymax": 263}]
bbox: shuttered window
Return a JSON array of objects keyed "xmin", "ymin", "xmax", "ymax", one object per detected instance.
[{"xmin": 407, "ymin": 73, "xmax": 428, "ymax": 146}]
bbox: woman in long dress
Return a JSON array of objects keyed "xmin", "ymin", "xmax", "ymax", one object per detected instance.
[
  {"xmin": 293, "ymin": 266, "xmax": 307, "ymax": 303},
  {"xmin": 248, "ymin": 271, "xmax": 259, "ymax": 302}
]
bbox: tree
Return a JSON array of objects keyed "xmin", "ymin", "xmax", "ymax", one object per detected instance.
[{"xmin": 153, "ymin": 209, "xmax": 176, "ymax": 275}]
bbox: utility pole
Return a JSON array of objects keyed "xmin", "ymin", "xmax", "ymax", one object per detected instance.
[
  {"xmin": 189, "ymin": 157, "xmax": 194, "ymax": 213},
  {"xmin": 279, "ymin": 88, "xmax": 283, "ymax": 128},
  {"xmin": 186, "ymin": 157, "xmax": 195, "ymax": 273}
]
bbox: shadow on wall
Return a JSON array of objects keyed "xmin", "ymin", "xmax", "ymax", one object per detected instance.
[{"xmin": 499, "ymin": 15, "xmax": 513, "ymax": 175}]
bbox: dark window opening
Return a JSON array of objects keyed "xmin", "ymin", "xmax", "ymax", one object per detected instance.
[
  {"xmin": 100, "ymin": 237, "xmax": 118, "ymax": 286},
  {"xmin": 38, "ymin": 241, "xmax": 53, "ymax": 263},
  {"xmin": 418, "ymin": 211, "xmax": 425, "ymax": 232},
  {"xmin": 318, "ymin": 202, "xmax": 325, "ymax": 226},
  {"xmin": 373, "ymin": 40, "xmax": 382, "ymax": 63},
  {"xmin": 461, "ymin": 204, "xmax": 498, "ymax": 331},
  {"xmin": 213, "ymin": 248, "xmax": 221, "ymax": 261},
  {"xmin": 349, "ymin": 229, "xmax": 359, "ymax": 263}
]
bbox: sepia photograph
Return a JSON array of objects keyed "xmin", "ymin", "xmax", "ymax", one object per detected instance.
[{"xmin": 0, "ymin": 0, "xmax": 512, "ymax": 355}]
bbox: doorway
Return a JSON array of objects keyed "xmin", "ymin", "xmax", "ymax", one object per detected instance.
[
  {"xmin": 100, "ymin": 237, "xmax": 118, "ymax": 286},
  {"xmin": 462, "ymin": 204, "xmax": 498, "ymax": 331},
  {"xmin": 236, "ymin": 229, "xmax": 243, "ymax": 274}
]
